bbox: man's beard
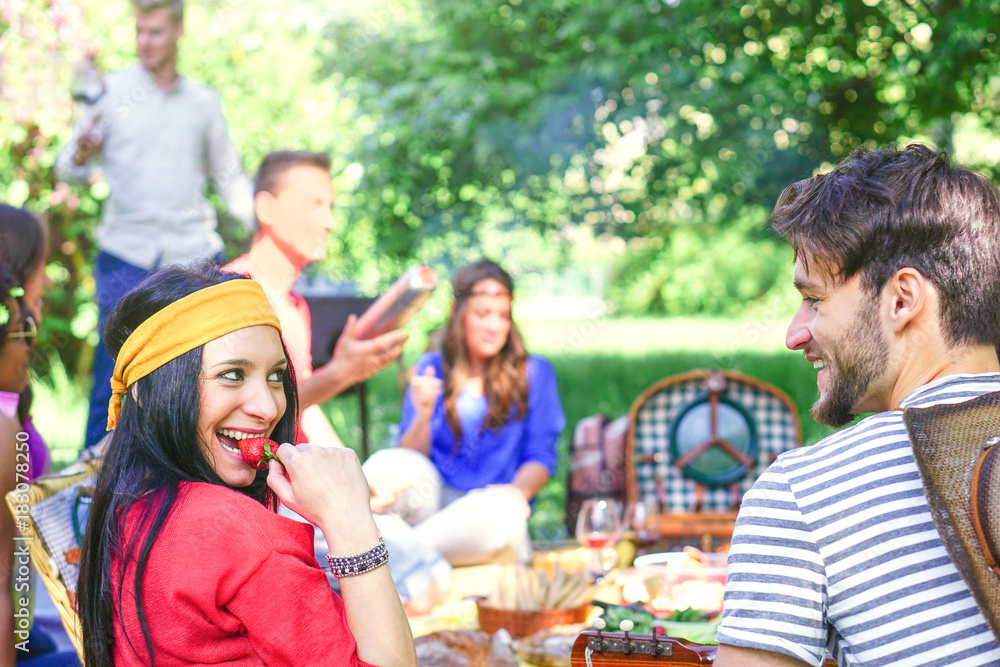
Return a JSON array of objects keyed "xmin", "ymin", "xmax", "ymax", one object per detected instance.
[{"xmin": 811, "ymin": 297, "xmax": 889, "ymax": 428}]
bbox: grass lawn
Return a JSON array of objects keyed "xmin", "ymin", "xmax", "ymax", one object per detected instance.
[
  {"xmin": 35, "ymin": 313, "xmax": 831, "ymax": 538},
  {"xmin": 318, "ymin": 314, "xmax": 833, "ymax": 540}
]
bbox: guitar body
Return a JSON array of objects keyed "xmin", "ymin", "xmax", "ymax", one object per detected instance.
[{"xmin": 571, "ymin": 631, "xmax": 838, "ymax": 666}]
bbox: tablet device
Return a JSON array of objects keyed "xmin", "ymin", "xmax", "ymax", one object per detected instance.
[
  {"xmin": 352, "ymin": 266, "xmax": 438, "ymax": 340},
  {"xmin": 304, "ymin": 294, "xmax": 377, "ymax": 369}
]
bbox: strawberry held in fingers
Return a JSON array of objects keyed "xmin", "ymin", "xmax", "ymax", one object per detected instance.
[{"xmin": 238, "ymin": 437, "xmax": 280, "ymax": 470}]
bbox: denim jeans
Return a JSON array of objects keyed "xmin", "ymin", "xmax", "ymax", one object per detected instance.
[
  {"xmin": 83, "ymin": 252, "xmax": 155, "ymax": 449},
  {"xmin": 83, "ymin": 251, "xmax": 223, "ymax": 449},
  {"xmin": 15, "ymin": 627, "xmax": 80, "ymax": 665}
]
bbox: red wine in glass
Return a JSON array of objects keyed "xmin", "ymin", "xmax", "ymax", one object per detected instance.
[
  {"xmin": 575, "ymin": 498, "xmax": 623, "ymax": 580},
  {"xmin": 580, "ymin": 533, "xmax": 615, "ymax": 549}
]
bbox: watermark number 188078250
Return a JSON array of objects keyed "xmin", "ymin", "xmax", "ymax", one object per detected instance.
[{"xmin": 11, "ymin": 430, "xmax": 33, "ymax": 652}]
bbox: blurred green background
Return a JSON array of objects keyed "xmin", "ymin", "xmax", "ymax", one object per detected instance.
[{"xmin": 3, "ymin": 0, "xmax": 998, "ymax": 532}]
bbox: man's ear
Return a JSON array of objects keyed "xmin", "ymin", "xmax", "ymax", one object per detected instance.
[
  {"xmin": 886, "ymin": 267, "xmax": 928, "ymax": 333},
  {"xmin": 254, "ymin": 191, "xmax": 275, "ymax": 230}
]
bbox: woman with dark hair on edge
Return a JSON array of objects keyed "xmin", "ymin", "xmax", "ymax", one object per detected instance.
[
  {"xmin": 364, "ymin": 259, "xmax": 565, "ymax": 571},
  {"xmin": 0, "ymin": 275, "xmax": 42, "ymax": 666},
  {"xmin": 77, "ymin": 264, "xmax": 416, "ymax": 667},
  {"xmin": 0, "ymin": 204, "xmax": 49, "ymax": 322},
  {"xmin": 0, "ymin": 203, "xmax": 53, "ymax": 482},
  {"xmin": 0, "ymin": 207, "xmax": 76, "ymax": 666}
]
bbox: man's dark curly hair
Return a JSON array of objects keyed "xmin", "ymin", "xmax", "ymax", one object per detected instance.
[{"xmin": 772, "ymin": 143, "xmax": 1000, "ymax": 347}]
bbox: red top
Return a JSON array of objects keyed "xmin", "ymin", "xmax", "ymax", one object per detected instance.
[{"xmin": 111, "ymin": 482, "xmax": 377, "ymax": 667}]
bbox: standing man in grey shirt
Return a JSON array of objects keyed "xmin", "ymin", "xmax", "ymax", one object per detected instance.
[{"xmin": 55, "ymin": 0, "xmax": 255, "ymax": 449}]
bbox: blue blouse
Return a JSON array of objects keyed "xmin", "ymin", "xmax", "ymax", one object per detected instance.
[{"xmin": 398, "ymin": 352, "xmax": 565, "ymax": 492}]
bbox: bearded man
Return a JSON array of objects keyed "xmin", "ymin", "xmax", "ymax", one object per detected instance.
[{"xmin": 714, "ymin": 144, "xmax": 1000, "ymax": 666}]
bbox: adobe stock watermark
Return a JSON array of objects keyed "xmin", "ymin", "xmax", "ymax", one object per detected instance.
[
  {"xmin": 709, "ymin": 298, "xmax": 790, "ymax": 369},
  {"xmin": 552, "ymin": 301, "xmax": 616, "ymax": 354},
  {"xmin": 345, "ymin": 0, "xmax": 408, "ymax": 55},
  {"xmin": 10, "ymin": 430, "xmax": 33, "ymax": 652}
]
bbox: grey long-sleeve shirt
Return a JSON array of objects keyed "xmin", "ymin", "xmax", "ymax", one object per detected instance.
[{"xmin": 55, "ymin": 64, "xmax": 255, "ymax": 269}]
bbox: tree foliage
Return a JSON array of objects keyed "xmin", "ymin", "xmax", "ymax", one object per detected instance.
[
  {"xmin": 322, "ymin": 0, "xmax": 1000, "ymax": 314},
  {"xmin": 1, "ymin": 0, "xmax": 355, "ymax": 380},
  {"xmin": 4, "ymin": 0, "xmax": 1000, "ymax": 385}
]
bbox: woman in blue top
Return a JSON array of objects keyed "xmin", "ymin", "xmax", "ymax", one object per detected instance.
[{"xmin": 365, "ymin": 259, "xmax": 565, "ymax": 572}]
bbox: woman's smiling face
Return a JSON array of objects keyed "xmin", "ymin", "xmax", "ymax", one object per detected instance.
[
  {"xmin": 198, "ymin": 325, "xmax": 288, "ymax": 487},
  {"xmin": 462, "ymin": 279, "xmax": 512, "ymax": 367}
]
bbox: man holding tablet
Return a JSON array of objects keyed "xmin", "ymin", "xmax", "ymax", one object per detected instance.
[{"xmin": 224, "ymin": 151, "xmax": 406, "ymax": 444}]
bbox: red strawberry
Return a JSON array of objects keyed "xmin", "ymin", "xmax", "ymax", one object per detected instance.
[{"xmin": 238, "ymin": 437, "xmax": 280, "ymax": 470}]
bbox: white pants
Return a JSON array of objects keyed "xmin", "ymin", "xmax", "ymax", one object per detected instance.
[{"xmin": 363, "ymin": 448, "xmax": 531, "ymax": 567}]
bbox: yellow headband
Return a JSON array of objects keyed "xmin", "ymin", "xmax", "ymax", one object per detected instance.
[{"xmin": 107, "ymin": 280, "xmax": 281, "ymax": 430}]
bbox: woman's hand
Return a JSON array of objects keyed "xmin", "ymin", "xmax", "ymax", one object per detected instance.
[
  {"xmin": 272, "ymin": 447, "xmax": 416, "ymax": 666},
  {"xmin": 368, "ymin": 482, "xmax": 402, "ymax": 514},
  {"xmin": 409, "ymin": 365, "xmax": 443, "ymax": 415},
  {"xmin": 267, "ymin": 443, "xmax": 374, "ymax": 532},
  {"xmin": 397, "ymin": 365, "xmax": 442, "ymax": 455}
]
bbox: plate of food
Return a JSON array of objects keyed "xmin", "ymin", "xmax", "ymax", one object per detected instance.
[
  {"xmin": 632, "ymin": 547, "xmax": 728, "ymax": 615},
  {"xmin": 593, "ymin": 602, "xmax": 721, "ymax": 646}
]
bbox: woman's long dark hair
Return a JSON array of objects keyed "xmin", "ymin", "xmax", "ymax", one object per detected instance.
[
  {"xmin": 78, "ymin": 264, "xmax": 299, "ymax": 667},
  {"xmin": 0, "ymin": 204, "xmax": 45, "ymax": 287},
  {"xmin": 0, "ymin": 205, "xmax": 45, "ymax": 423},
  {"xmin": 441, "ymin": 259, "xmax": 528, "ymax": 442}
]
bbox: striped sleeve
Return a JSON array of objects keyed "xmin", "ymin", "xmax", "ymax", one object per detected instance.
[{"xmin": 716, "ymin": 462, "xmax": 829, "ymax": 667}]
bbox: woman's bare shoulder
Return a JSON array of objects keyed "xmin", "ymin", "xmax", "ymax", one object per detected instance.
[
  {"xmin": 0, "ymin": 413, "xmax": 20, "ymax": 451},
  {"xmin": 0, "ymin": 414, "xmax": 21, "ymax": 493}
]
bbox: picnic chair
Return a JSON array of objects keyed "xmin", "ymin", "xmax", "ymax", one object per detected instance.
[
  {"xmin": 625, "ymin": 370, "xmax": 802, "ymax": 551},
  {"xmin": 6, "ymin": 459, "xmax": 100, "ymax": 663}
]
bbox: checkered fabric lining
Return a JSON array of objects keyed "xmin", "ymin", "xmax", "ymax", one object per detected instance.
[
  {"xmin": 29, "ymin": 475, "xmax": 94, "ymax": 594},
  {"xmin": 632, "ymin": 379, "xmax": 800, "ymax": 512}
]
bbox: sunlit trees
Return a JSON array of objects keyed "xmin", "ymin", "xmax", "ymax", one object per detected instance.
[
  {"xmin": 1, "ymin": 0, "xmax": 352, "ymax": 378},
  {"xmin": 3, "ymin": 0, "xmax": 1000, "ymax": 381},
  {"xmin": 323, "ymin": 0, "xmax": 1000, "ymax": 313}
]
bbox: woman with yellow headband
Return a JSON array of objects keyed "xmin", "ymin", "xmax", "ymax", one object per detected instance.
[{"xmin": 77, "ymin": 265, "xmax": 416, "ymax": 667}]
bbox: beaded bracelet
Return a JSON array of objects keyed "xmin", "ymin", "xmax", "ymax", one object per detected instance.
[{"xmin": 326, "ymin": 538, "xmax": 389, "ymax": 578}]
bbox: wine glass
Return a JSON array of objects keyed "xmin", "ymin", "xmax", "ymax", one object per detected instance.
[
  {"xmin": 70, "ymin": 56, "xmax": 105, "ymax": 105},
  {"xmin": 575, "ymin": 498, "xmax": 623, "ymax": 581},
  {"xmin": 623, "ymin": 498, "xmax": 659, "ymax": 551}
]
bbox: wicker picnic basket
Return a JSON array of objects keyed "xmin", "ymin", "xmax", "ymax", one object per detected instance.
[
  {"xmin": 476, "ymin": 598, "xmax": 592, "ymax": 638},
  {"xmin": 6, "ymin": 459, "xmax": 99, "ymax": 663}
]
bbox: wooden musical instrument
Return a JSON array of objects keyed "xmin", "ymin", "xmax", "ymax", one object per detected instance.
[
  {"xmin": 571, "ymin": 627, "xmax": 838, "ymax": 666},
  {"xmin": 571, "ymin": 628, "xmax": 715, "ymax": 666}
]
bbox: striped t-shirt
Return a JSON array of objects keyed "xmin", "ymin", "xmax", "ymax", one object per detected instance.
[{"xmin": 717, "ymin": 373, "xmax": 1000, "ymax": 666}]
